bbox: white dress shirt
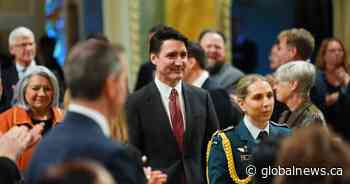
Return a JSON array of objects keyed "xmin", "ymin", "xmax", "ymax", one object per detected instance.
[
  {"xmin": 154, "ymin": 77, "xmax": 186, "ymax": 130},
  {"xmin": 192, "ymin": 71, "xmax": 209, "ymax": 88},
  {"xmin": 16, "ymin": 60, "xmax": 36, "ymax": 80},
  {"xmin": 243, "ymin": 115, "xmax": 269, "ymax": 140},
  {"xmin": 68, "ymin": 104, "xmax": 111, "ymax": 137}
]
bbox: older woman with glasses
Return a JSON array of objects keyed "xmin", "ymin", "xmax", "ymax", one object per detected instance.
[{"xmin": 0, "ymin": 66, "xmax": 63, "ymax": 170}]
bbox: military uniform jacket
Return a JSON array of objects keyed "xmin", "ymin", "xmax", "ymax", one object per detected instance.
[
  {"xmin": 207, "ymin": 120, "xmax": 291, "ymax": 184},
  {"xmin": 278, "ymin": 100, "xmax": 327, "ymax": 129}
]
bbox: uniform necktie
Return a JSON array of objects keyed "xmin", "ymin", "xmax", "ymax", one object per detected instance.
[
  {"xmin": 257, "ymin": 131, "xmax": 268, "ymax": 142},
  {"xmin": 169, "ymin": 88, "xmax": 184, "ymax": 152}
]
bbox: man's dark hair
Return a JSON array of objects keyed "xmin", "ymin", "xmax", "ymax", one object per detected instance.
[
  {"xmin": 198, "ymin": 29, "xmax": 226, "ymax": 43},
  {"xmin": 149, "ymin": 24, "xmax": 166, "ymax": 35},
  {"xmin": 64, "ymin": 40, "xmax": 122, "ymax": 100},
  {"xmin": 187, "ymin": 42, "xmax": 207, "ymax": 69},
  {"xmin": 149, "ymin": 26, "xmax": 189, "ymax": 55}
]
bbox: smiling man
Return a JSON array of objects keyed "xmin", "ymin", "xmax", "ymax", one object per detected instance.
[{"xmin": 126, "ymin": 26, "xmax": 219, "ymax": 184}]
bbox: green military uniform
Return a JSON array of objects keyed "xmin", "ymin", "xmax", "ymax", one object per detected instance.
[
  {"xmin": 278, "ymin": 99, "xmax": 327, "ymax": 129},
  {"xmin": 207, "ymin": 120, "xmax": 291, "ymax": 184}
]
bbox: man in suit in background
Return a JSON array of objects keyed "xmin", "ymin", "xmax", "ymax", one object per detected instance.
[
  {"xmin": 198, "ymin": 29, "xmax": 244, "ymax": 94},
  {"xmin": 126, "ymin": 26, "xmax": 219, "ymax": 184},
  {"xmin": 26, "ymin": 40, "xmax": 162, "ymax": 184},
  {"xmin": 183, "ymin": 42, "xmax": 242, "ymax": 129},
  {"xmin": 0, "ymin": 27, "xmax": 37, "ymax": 113}
]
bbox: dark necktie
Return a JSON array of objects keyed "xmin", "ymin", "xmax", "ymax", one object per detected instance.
[
  {"xmin": 169, "ymin": 89, "xmax": 185, "ymax": 152},
  {"xmin": 257, "ymin": 131, "xmax": 268, "ymax": 142}
]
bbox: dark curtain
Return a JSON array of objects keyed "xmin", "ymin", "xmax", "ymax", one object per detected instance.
[{"xmin": 294, "ymin": 0, "xmax": 333, "ymax": 61}]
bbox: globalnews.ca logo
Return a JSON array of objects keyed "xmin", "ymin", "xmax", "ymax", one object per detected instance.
[{"xmin": 246, "ymin": 164, "xmax": 343, "ymax": 179}]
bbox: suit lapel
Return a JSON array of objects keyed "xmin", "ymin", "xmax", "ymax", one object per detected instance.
[
  {"xmin": 146, "ymin": 82, "xmax": 180, "ymax": 148},
  {"xmin": 182, "ymin": 83, "xmax": 194, "ymax": 153}
]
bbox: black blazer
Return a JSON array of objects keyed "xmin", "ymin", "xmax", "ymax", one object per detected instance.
[
  {"xmin": 134, "ymin": 62, "xmax": 156, "ymax": 91},
  {"xmin": 202, "ymin": 78, "xmax": 242, "ymax": 129},
  {"xmin": 26, "ymin": 112, "xmax": 147, "ymax": 184},
  {"xmin": 0, "ymin": 60, "xmax": 18, "ymax": 113},
  {"xmin": 126, "ymin": 82, "xmax": 219, "ymax": 184}
]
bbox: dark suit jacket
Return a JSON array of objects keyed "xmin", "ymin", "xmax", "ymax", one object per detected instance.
[
  {"xmin": 334, "ymin": 84, "xmax": 350, "ymax": 141},
  {"xmin": 202, "ymin": 78, "xmax": 242, "ymax": 129},
  {"xmin": 0, "ymin": 60, "xmax": 18, "ymax": 113},
  {"xmin": 202, "ymin": 77, "xmax": 221, "ymax": 90},
  {"xmin": 126, "ymin": 82, "xmax": 219, "ymax": 184},
  {"xmin": 0, "ymin": 157, "xmax": 22, "ymax": 184},
  {"xmin": 25, "ymin": 111, "xmax": 147, "ymax": 184},
  {"xmin": 134, "ymin": 62, "xmax": 155, "ymax": 91}
]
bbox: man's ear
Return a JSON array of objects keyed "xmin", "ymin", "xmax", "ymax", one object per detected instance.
[
  {"xmin": 187, "ymin": 57, "xmax": 196, "ymax": 69},
  {"xmin": 104, "ymin": 74, "xmax": 119, "ymax": 99},
  {"xmin": 150, "ymin": 53, "xmax": 157, "ymax": 65},
  {"xmin": 9, "ymin": 45, "xmax": 15, "ymax": 55},
  {"xmin": 289, "ymin": 47, "xmax": 298, "ymax": 60}
]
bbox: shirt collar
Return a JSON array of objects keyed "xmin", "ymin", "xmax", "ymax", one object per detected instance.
[
  {"xmin": 16, "ymin": 60, "xmax": 36, "ymax": 79},
  {"xmin": 192, "ymin": 71, "xmax": 209, "ymax": 88},
  {"xmin": 243, "ymin": 115, "xmax": 269, "ymax": 140},
  {"xmin": 154, "ymin": 76, "xmax": 182, "ymax": 99},
  {"xmin": 16, "ymin": 60, "xmax": 36, "ymax": 72},
  {"xmin": 68, "ymin": 104, "xmax": 111, "ymax": 137},
  {"xmin": 291, "ymin": 59, "xmax": 310, "ymax": 63}
]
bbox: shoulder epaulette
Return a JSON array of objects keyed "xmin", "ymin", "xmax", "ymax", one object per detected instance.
[{"xmin": 270, "ymin": 121, "xmax": 289, "ymax": 128}]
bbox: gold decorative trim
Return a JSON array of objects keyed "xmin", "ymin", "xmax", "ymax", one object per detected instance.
[
  {"xmin": 207, "ymin": 131, "xmax": 252, "ymax": 184},
  {"xmin": 128, "ymin": 0, "xmax": 141, "ymax": 90}
]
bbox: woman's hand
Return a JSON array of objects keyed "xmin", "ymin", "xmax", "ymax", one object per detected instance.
[
  {"xmin": 335, "ymin": 67, "xmax": 350, "ymax": 86},
  {"xmin": 325, "ymin": 92, "xmax": 339, "ymax": 107},
  {"xmin": 0, "ymin": 126, "xmax": 32, "ymax": 161},
  {"xmin": 144, "ymin": 166, "xmax": 167, "ymax": 184}
]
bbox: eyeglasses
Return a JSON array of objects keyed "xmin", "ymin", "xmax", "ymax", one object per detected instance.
[
  {"xmin": 326, "ymin": 49, "xmax": 344, "ymax": 53},
  {"xmin": 14, "ymin": 42, "xmax": 35, "ymax": 48}
]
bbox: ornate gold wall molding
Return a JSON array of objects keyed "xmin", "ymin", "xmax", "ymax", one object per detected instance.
[
  {"xmin": 128, "ymin": 0, "xmax": 141, "ymax": 90},
  {"xmin": 333, "ymin": 0, "xmax": 350, "ymax": 67}
]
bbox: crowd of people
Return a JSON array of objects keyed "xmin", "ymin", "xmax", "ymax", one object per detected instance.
[{"xmin": 0, "ymin": 24, "xmax": 349, "ymax": 184}]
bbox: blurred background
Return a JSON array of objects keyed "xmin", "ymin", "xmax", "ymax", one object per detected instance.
[{"xmin": 0, "ymin": 0, "xmax": 347, "ymax": 90}]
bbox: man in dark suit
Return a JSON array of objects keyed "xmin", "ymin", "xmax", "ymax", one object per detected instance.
[
  {"xmin": 0, "ymin": 27, "xmax": 37, "ymax": 113},
  {"xmin": 26, "ymin": 40, "xmax": 157, "ymax": 184},
  {"xmin": 126, "ymin": 26, "xmax": 219, "ymax": 184},
  {"xmin": 183, "ymin": 42, "xmax": 242, "ymax": 129}
]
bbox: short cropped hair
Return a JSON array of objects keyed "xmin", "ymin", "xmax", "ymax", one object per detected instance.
[
  {"xmin": 64, "ymin": 40, "xmax": 122, "ymax": 100},
  {"xmin": 277, "ymin": 28, "xmax": 315, "ymax": 60},
  {"xmin": 198, "ymin": 29, "xmax": 226, "ymax": 44},
  {"xmin": 149, "ymin": 26, "xmax": 189, "ymax": 55},
  {"xmin": 9, "ymin": 26, "xmax": 35, "ymax": 46},
  {"xmin": 274, "ymin": 61, "xmax": 316, "ymax": 98},
  {"xmin": 13, "ymin": 66, "xmax": 60, "ymax": 110},
  {"xmin": 234, "ymin": 74, "xmax": 269, "ymax": 99},
  {"xmin": 187, "ymin": 42, "xmax": 207, "ymax": 69}
]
